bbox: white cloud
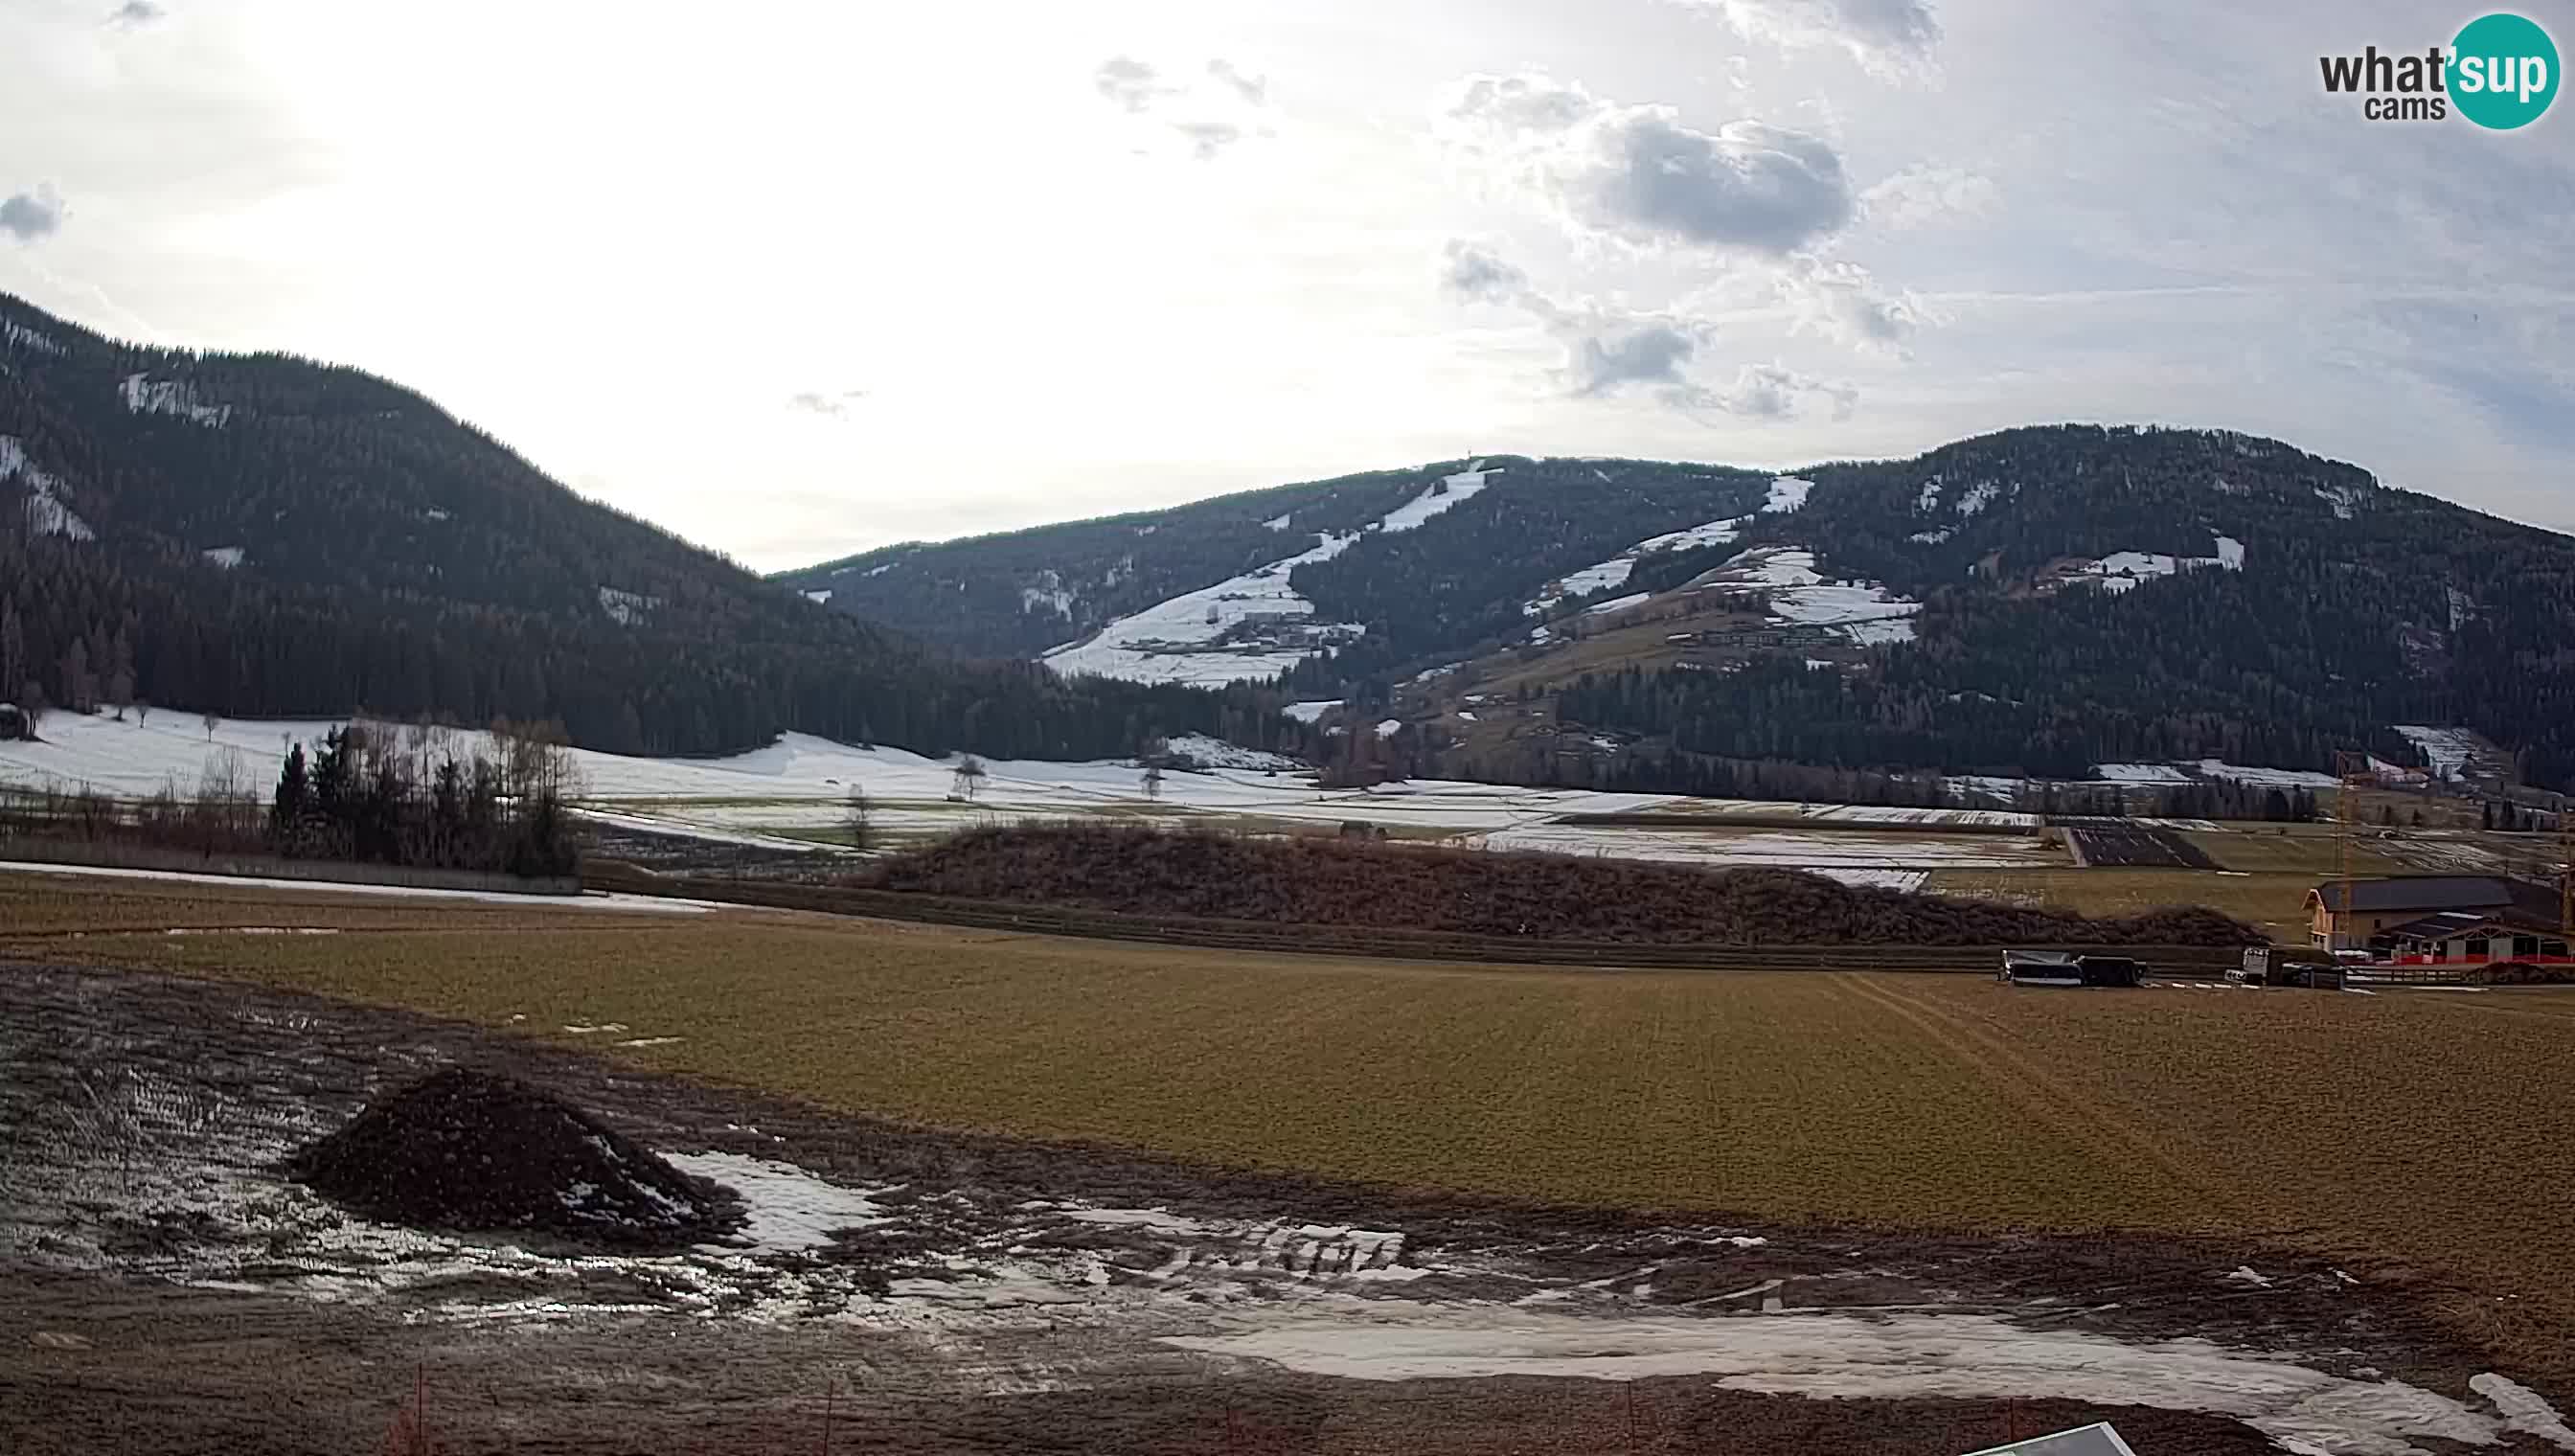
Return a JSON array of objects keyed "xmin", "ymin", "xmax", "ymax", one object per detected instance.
[
  {"xmin": 1446, "ymin": 74, "xmax": 1854, "ymax": 256},
  {"xmin": 787, "ymin": 389, "xmax": 867, "ymax": 419},
  {"xmin": 0, "ymin": 186, "xmax": 64, "ymax": 243},
  {"xmin": 1173, "ymin": 120, "xmax": 1244, "ymax": 161},
  {"xmin": 1860, "ymin": 165, "xmax": 1997, "ymax": 229},
  {"xmin": 1207, "ymin": 58, "xmax": 1267, "ymax": 106},
  {"xmin": 1094, "ymin": 56, "xmax": 1173, "ymax": 113},
  {"xmin": 105, "ymin": 0, "xmax": 165, "ymax": 23},
  {"xmin": 1675, "ymin": 0, "xmax": 1942, "ymax": 74}
]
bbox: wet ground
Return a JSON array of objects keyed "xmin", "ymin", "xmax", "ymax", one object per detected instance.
[{"xmin": 2, "ymin": 960, "xmax": 2568, "ymax": 1454}]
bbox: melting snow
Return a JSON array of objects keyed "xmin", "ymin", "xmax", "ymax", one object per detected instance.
[
  {"xmin": 1916, "ymin": 479, "xmax": 1942, "ymax": 512},
  {"xmin": 597, "ymin": 586, "xmax": 660, "ymax": 626},
  {"xmin": 1908, "ymin": 528, "xmax": 1952, "ymax": 545},
  {"xmin": 2392, "ymin": 726, "xmax": 2479, "ymax": 781},
  {"xmin": 202, "ymin": 547, "xmax": 245, "ymax": 570},
  {"xmin": 120, "ymin": 373, "xmax": 230, "ymax": 427},
  {"xmin": 1160, "ymin": 734, "xmax": 1304, "ymax": 772},
  {"xmin": 1762, "ymin": 476, "xmax": 1812, "ymax": 513},
  {"xmin": 2062, "ymin": 540, "xmax": 2243, "ymax": 594},
  {"xmin": 1584, "ymin": 591, "xmax": 1652, "ymax": 616},
  {"xmin": 1378, "ymin": 466, "xmax": 1497, "ymax": 534},
  {"xmin": 1717, "ymin": 548, "xmax": 1921, "ymax": 644},
  {"xmin": 2316, "ymin": 485, "xmax": 2362, "ymax": 520},
  {"xmin": 2212, "ymin": 535, "xmax": 2246, "ymax": 569},
  {"xmin": 2096, "ymin": 763, "xmax": 2195, "ymax": 785},
  {"xmin": 1, "ymin": 436, "xmax": 94, "ymax": 542},
  {"xmin": 1525, "ymin": 516, "xmax": 1745, "ymax": 617},
  {"xmin": 1375, "ymin": 718, "xmax": 1402, "ymax": 738},
  {"xmin": 1044, "ymin": 466, "xmax": 1492, "ymax": 687},
  {"xmin": 802, "ymin": 588, "xmax": 832, "ymax": 604},
  {"xmin": 1263, "ymin": 512, "xmax": 1292, "ymax": 531},
  {"xmin": 1165, "ymin": 1308, "xmax": 2575, "ymax": 1456},
  {"xmin": 1018, "ymin": 585, "xmax": 1074, "ymax": 617},
  {"xmin": 1955, "ymin": 481, "xmax": 2002, "ymax": 515},
  {"xmin": 664, "ymin": 1151, "xmax": 888, "ymax": 1254},
  {"xmin": 1283, "ymin": 700, "xmax": 1339, "ymax": 724},
  {"xmin": 2, "ymin": 319, "xmax": 63, "ymax": 354}
]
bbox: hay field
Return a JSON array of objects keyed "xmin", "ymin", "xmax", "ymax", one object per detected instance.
[{"xmin": 11, "ymin": 870, "xmax": 2575, "ymax": 1366}]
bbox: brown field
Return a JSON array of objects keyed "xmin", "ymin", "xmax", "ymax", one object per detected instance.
[
  {"xmin": 1925, "ymin": 866, "xmax": 2330, "ymax": 943},
  {"xmin": 12, "ymin": 868, "xmax": 2575, "ymax": 1376}
]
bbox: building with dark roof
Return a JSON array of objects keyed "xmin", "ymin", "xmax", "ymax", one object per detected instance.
[{"xmin": 2305, "ymin": 875, "xmax": 2563, "ymax": 950}]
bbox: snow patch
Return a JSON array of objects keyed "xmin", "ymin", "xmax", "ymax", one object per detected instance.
[
  {"xmin": 1, "ymin": 319, "xmax": 63, "ymax": 354},
  {"xmin": 1715, "ymin": 547, "xmax": 1920, "ymax": 644},
  {"xmin": 1283, "ymin": 700, "xmax": 1339, "ymax": 724},
  {"xmin": 1374, "ymin": 718, "xmax": 1402, "ymax": 738},
  {"xmin": 1907, "ymin": 528, "xmax": 1952, "ymax": 545},
  {"xmin": 802, "ymin": 588, "xmax": 832, "ymax": 604},
  {"xmin": 2095, "ymin": 763, "xmax": 2194, "ymax": 785},
  {"xmin": 2392, "ymin": 726, "xmax": 2479, "ymax": 782},
  {"xmin": 1761, "ymin": 476, "xmax": 1812, "ymax": 514},
  {"xmin": 1955, "ymin": 481, "xmax": 2002, "ymax": 515},
  {"xmin": 2316, "ymin": 484, "xmax": 2362, "ymax": 520},
  {"xmin": 1379, "ymin": 466, "xmax": 1497, "ymax": 534},
  {"xmin": 1166, "ymin": 1309, "xmax": 2575, "ymax": 1456},
  {"xmin": 1159, "ymin": 734, "xmax": 1304, "ymax": 772},
  {"xmin": 1263, "ymin": 512, "xmax": 1292, "ymax": 531},
  {"xmin": 1916, "ymin": 478, "xmax": 1942, "ymax": 512},
  {"xmin": 1019, "ymin": 585, "xmax": 1074, "ymax": 618},
  {"xmin": 664, "ymin": 1151, "xmax": 888, "ymax": 1254},
  {"xmin": 0, "ymin": 436, "xmax": 94, "ymax": 542},
  {"xmin": 1584, "ymin": 591, "xmax": 1652, "ymax": 616},
  {"xmin": 120, "ymin": 373, "xmax": 230, "ymax": 427},
  {"xmin": 202, "ymin": 547, "xmax": 244, "ymax": 570},
  {"xmin": 597, "ymin": 586, "xmax": 661, "ymax": 626},
  {"xmin": 1526, "ymin": 516, "xmax": 1745, "ymax": 616}
]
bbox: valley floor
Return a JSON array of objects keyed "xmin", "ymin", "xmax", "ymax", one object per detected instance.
[{"xmin": 5, "ymin": 871, "xmax": 2575, "ymax": 1454}]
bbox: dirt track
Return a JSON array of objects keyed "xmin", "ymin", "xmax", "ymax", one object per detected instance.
[{"xmin": 2, "ymin": 961, "xmax": 2565, "ymax": 1454}]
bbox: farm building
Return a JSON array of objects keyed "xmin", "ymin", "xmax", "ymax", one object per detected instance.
[
  {"xmin": 2375, "ymin": 910, "xmax": 2568, "ymax": 967},
  {"xmin": 2307, "ymin": 875, "xmax": 2562, "ymax": 951}
]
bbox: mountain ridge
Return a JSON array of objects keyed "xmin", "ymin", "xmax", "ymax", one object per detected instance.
[
  {"xmin": 0, "ymin": 292, "xmax": 1274, "ymax": 762},
  {"xmin": 778, "ymin": 425, "xmax": 2575, "ymax": 790}
]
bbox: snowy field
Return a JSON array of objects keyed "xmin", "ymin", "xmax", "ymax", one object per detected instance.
[
  {"xmin": 0, "ymin": 712, "xmax": 2108, "ymax": 884},
  {"xmin": 1638, "ymin": 799, "xmax": 2039, "ymax": 829},
  {"xmin": 2393, "ymin": 725, "xmax": 2481, "ymax": 781},
  {"xmin": 1466, "ymin": 822, "xmax": 2058, "ymax": 880},
  {"xmin": 0, "ymin": 711, "xmax": 1671, "ymax": 839}
]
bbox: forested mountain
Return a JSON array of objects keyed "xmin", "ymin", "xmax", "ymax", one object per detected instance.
[
  {"xmin": 783, "ymin": 425, "xmax": 2575, "ymax": 790},
  {"xmin": 0, "ymin": 293, "xmax": 1267, "ymax": 761}
]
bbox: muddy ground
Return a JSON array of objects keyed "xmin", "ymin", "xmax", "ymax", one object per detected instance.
[{"xmin": 1, "ymin": 960, "xmax": 2564, "ymax": 1455}]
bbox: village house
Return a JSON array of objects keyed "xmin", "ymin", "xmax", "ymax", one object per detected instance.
[{"xmin": 2308, "ymin": 875, "xmax": 2566, "ymax": 959}]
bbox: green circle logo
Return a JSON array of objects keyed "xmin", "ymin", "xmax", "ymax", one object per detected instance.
[{"xmin": 2452, "ymin": 12, "xmax": 2559, "ymax": 129}]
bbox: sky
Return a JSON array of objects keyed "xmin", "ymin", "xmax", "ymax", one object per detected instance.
[{"xmin": 2, "ymin": 0, "xmax": 2571, "ymax": 571}]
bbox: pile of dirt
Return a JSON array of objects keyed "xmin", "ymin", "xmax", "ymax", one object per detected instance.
[
  {"xmin": 860, "ymin": 823, "xmax": 2267, "ymax": 946},
  {"xmin": 289, "ymin": 1067, "xmax": 741, "ymax": 1248}
]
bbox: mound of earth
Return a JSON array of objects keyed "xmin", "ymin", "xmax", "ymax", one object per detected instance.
[
  {"xmin": 863, "ymin": 823, "xmax": 2265, "ymax": 947},
  {"xmin": 290, "ymin": 1067, "xmax": 740, "ymax": 1248}
]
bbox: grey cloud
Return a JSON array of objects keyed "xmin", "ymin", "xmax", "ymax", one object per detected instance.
[
  {"xmin": 1173, "ymin": 121, "xmax": 1244, "ymax": 161},
  {"xmin": 1585, "ymin": 115, "xmax": 1853, "ymax": 254},
  {"xmin": 1444, "ymin": 240, "xmax": 1840, "ymax": 419},
  {"xmin": 1094, "ymin": 57, "xmax": 1171, "ymax": 113},
  {"xmin": 1678, "ymin": 0, "xmax": 1941, "ymax": 73},
  {"xmin": 1570, "ymin": 320, "xmax": 1709, "ymax": 398},
  {"xmin": 0, "ymin": 187, "xmax": 64, "ymax": 243},
  {"xmin": 1780, "ymin": 257, "xmax": 1920, "ymax": 353},
  {"xmin": 788, "ymin": 389, "xmax": 868, "ymax": 419},
  {"xmin": 1207, "ymin": 58, "xmax": 1268, "ymax": 106},
  {"xmin": 1447, "ymin": 75, "xmax": 1854, "ymax": 256},
  {"xmin": 1440, "ymin": 240, "xmax": 1530, "ymax": 302},
  {"xmin": 1704, "ymin": 362, "xmax": 1858, "ymax": 421},
  {"xmin": 106, "ymin": 0, "xmax": 165, "ymax": 23}
]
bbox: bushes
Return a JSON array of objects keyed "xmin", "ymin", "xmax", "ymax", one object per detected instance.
[{"xmin": 861, "ymin": 823, "xmax": 2265, "ymax": 946}]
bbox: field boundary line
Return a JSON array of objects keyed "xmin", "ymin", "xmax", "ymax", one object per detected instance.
[{"xmin": 1833, "ymin": 974, "xmax": 2248, "ymax": 1223}]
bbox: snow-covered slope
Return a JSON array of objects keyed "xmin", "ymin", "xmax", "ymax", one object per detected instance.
[{"xmin": 1044, "ymin": 466, "xmax": 1500, "ymax": 687}]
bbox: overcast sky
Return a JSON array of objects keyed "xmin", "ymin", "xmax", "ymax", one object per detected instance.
[{"xmin": 4, "ymin": 0, "xmax": 2570, "ymax": 570}]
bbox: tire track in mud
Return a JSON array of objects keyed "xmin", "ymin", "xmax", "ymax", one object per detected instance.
[{"xmin": 1831, "ymin": 974, "xmax": 2250, "ymax": 1226}]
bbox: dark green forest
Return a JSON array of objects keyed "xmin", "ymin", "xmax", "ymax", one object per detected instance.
[{"xmin": 0, "ymin": 293, "xmax": 1276, "ymax": 761}]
